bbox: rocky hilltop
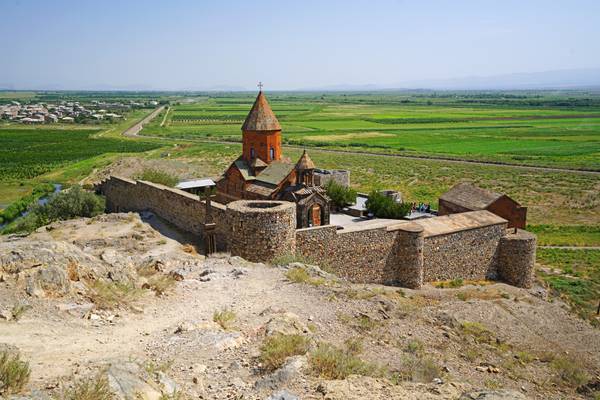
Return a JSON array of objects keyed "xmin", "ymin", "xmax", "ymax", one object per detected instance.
[{"xmin": 0, "ymin": 213, "xmax": 599, "ymax": 399}]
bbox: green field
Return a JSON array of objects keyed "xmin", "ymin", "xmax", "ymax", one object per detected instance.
[
  {"xmin": 142, "ymin": 92, "xmax": 600, "ymax": 171},
  {"xmin": 537, "ymin": 248, "xmax": 600, "ymax": 325},
  {"xmin": 0, "ymin": 90, "xmax": 599, "ymax": 326},
  {"xmin": 0, "ymin": 109, "xmax": 163, "ymax": 206}
]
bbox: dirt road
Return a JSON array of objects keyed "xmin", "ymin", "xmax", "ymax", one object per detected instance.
[{"xmin": 122, "ymin": 105, "xmax": 165, "ymax": 137}]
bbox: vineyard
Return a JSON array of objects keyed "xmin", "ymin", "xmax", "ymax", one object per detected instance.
[{"xmin": 0, "ymin": 128, "xmax": 160, "ymax": 181}]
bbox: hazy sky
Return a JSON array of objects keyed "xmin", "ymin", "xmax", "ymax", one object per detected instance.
[{"xmin": 2, "ymin": 0, "xmax": 600, "ymax": 90}]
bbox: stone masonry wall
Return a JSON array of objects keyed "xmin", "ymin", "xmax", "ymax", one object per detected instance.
[
  {"xmin": 226, "ymin": 200, "xmax": 296, "ymax": 263},
  {"xmin": 314, "ymin": 169, "xmax": 350, "ymax": 188},
  {"xmin": 296, "ymin": 224, "xmax": 399, "ymax": 284},
  {"xmin": 423, "ymin": 223, "xmax": 506, "ymax": 282},
  {"xmin": 496, "ymin": 229, "xmax": 536, "ymax": 288},
  {"xmin": 296, "ymin": 219, "xmax": 510, "ymax": 286},
  {"xmin": 100, "ymin": 178, "xmax": 534, "ymax": 288},
  {"xmin": 99, "ymin": 176, "xmax": 227, "ymax": 247}
]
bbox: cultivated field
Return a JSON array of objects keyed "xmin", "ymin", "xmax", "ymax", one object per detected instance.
[
  {"xmin": 144, "ymin": 92, "xmax": 600, "ymax": 171},
  {"xmin": 1, "ymin": 90, "xmax": 599, "ymax": 327}
]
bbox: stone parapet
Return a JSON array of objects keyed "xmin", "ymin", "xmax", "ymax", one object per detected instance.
[
  {"xmin": 392, "ymin": 224, "xmax": 424, "ymax": 289},
  {"xmin": 496, "ymin": 229, "xmax": 536, "ymax": 288}
]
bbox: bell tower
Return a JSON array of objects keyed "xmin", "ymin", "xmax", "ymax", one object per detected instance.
[{"xmin": 242, "ymin": 85, "xmax": 282, "ymax": 165}]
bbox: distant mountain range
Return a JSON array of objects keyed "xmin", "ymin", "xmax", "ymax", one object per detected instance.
[
  {"xmin": 304, "ymin": 68, "xmax": 600, "ymax": 91},
  {"xmin": 2, "ymin": 68, "xmax": 600, "ymax": 92}
]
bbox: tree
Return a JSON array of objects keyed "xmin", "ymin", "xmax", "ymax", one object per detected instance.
[
  {"xmin": 365, "ymin": 190, "xmax": 411, "ymax": 219},
  {"xmin": 325, "ymin": 180, "xmax": 357, "ymax": 210}
]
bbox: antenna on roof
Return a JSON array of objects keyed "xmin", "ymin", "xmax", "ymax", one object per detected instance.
[{"xmin": 257, "ymin": 81, "xmax": 264, "ymax": 92}]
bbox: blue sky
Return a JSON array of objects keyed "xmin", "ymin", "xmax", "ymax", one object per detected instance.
[{"xmin": 1, "ymin": 0, "xmax": 599, "ymax": 90}]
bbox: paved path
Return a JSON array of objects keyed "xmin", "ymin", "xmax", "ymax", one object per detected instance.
[{"xmin": 122, "ymin": 105, "xmax": 165, "ymax": 137}]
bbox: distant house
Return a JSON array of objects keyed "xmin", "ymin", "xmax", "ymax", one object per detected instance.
[{"xmin": 438, "ymin": 182, "xmax": 527, "ymax": 229}]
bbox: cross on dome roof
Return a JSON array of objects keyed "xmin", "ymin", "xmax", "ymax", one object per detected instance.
[{"xmin": 241, "ymin": 90, "xmax": 281, "ymax": 131}]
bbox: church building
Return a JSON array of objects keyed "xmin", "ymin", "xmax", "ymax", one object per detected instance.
[{"xmin": 215, "ymin": 90, "xmax": 330, "ymax": 228}]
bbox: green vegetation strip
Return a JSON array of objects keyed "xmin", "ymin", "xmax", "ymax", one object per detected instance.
[
  {"xmin": 537, "ymin": 248, "xmax": 600, "ymax": 325},
  {"xmin": 529, "ymin": 225, "xmax": 600, "ymax": 247}
]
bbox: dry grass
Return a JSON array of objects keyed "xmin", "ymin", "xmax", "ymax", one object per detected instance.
[
  {"xmin": 455, "ymin": 287, "xmax": 506, "ymax": 301},
  {"xmin": 60, "ymin": 372, "xmax": 113, "ymax": 400},
  {"xmin": 0, "ymin": 351, "xmax": 30, "ymax": 395},
  {"xmin": 551, "ymin": 356, "xmax": 589, "ymax": 388},
  {"xmin": 259, "ymin": 334, "xmax": 310, "ymax": 372},
  {"xmin": 147, "ymin": 275, "xmax": 177, "ymax": 296},
  {"xmin": 86, "ymin": 280, "xmax": 144, "ymax": 310},
  {"xmin": 213, "ymin": 309, "xmax": 236, "ymax": 330},
  {"xmin": 393, "ymin": 356, "xmax": 442, "ymax": 383},
  {"xmin": 181, "ymin": 244, "xmax": 197, "ymax": 255},
  {"xmin": 10, "ymin": 304, "xmax": 30, "ymax": 321},
  {"xmin": 285, "ymin": 267, "xmax": 325, "ymax": 286},
  {"xmin": 309, "ymin": 342, "xmax": 376, "ymax": 380}
]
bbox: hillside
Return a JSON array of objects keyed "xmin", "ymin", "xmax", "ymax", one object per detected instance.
[{"xmin": 1, "ymin": 213, "xmax": 599, "ymax": 399}]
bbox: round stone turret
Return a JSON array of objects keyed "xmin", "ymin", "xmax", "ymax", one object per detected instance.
[
  {"xmin": 496, "ymin": 229, "xmax": 536, "ymax": 288},
  {"xmin": 394, "ymin": 223, "xmax": 425, "ymax": 289},
  {"xmin": 225, "ymin": 200, "xmax": 296, "ymax": 262}
]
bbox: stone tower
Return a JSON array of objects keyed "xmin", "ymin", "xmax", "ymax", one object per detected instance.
[
  {"xmin": 241, "ymin": 91, "xmax": 282, "ymax": 164},
  {"xmin": 296, "ymin": 149, "xmax": 315, "ymax": 186}
]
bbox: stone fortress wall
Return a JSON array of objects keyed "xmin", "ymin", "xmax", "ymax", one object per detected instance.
[
  {"xmin": 314, "ymin": 169, "xmax": 350, "ymax": 188},
  {"xmin": 98, "ymin": 176, "xmax": 536, "ymax": 289}
]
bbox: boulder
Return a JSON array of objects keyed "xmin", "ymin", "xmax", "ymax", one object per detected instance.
[
  {"xmin": 265, "ymin": 312, "xmax": 307, "ymax": 337},
  {"xmin": 106, "ymin": 362, "xmax": 163, "ymax": 400},
  {"xmin": 25, "ymin": 266, "xmax": 70, "ymax": 298},
  {"xmin": 266, "ymin": 390, "xmax": 300, "ymax": 400},
  {"xmin": 255, "ymin": 356, "xmax": 307, "ymax": 390},
  {"xmin": 459, "ymin": 390, "xmax": 530, "ymax": 400}
]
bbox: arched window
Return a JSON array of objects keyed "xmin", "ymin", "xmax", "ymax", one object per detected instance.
[
  {"xmin": 250, "ymin": 148, "xmax": 255, "ymax": 159},
  {"xmin": 270, "ymin": 147, "xmax": 275, "ymax": 160}
]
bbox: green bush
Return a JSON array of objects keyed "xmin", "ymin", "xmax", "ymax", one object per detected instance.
[
  {"xmin": 325, "ymin": 180, "xmax": 357, "ymax": 209},
  {"xmin": 260, "ymin": 334, "xmax": 309, "ymax": 371},
  {"xmin": 136, "ymin": 168, "xmax": 178, "ymax": 187},
  {"xmin": 365, "ymin": 190, "xmax": 411, "ymax": 219},
  {"xmin": 0, "ymin": 351, "xmax": 30, "ymax": 395},
  {"xmin": 2, "ymin": 185, "xmax": 105, "ymax": 235},
  {"xmin": 309, "ymin": 343, "xmax": 375, "ymax": 380}
]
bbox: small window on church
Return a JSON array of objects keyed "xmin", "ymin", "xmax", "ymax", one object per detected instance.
[
  {"xmin": 250, "ymin": 148, "xmax": 255, "ymax": 158},
  {"xmin": 270, "ymin": 147, "xmax": 274, "ymax": 159}
]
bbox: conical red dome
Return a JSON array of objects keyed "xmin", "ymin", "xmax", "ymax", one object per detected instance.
[{"xmin": 241, "ymin": 91, "xmax": 281, "ymax": 131}]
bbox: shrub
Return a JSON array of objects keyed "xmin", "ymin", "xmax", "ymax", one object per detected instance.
[
  {"xmin": 365, "ymin": 190, "xmax": 411, "ymax": 219},
  {"xmin": 136, "ymin": 168, "xmax": 178, "ymax": 187},
  {"xmin": 87, "ymin": 280, "xmax": 144, "ymax": 310},
  {"xmin": 10, "ymin": 304, "xmax": 31, "ymax": 321},
  {"xmin": 213, "ymin": 309, "xmax": 236, "ymax": 330},
  {"xmin": 285, "ymin": 267, "xmax": 325, "ymax": 286},
  {"xmin": 146, "ymin": 275, "xmax": 177, "ymax": 296},
  {"xmin": 0, "ymin": 351, "xmax": 30, "ymax": 395},
  {"xmin": 60, "ymin": 372, "xmax": 113, "ymax": 400},
  {"xmin": 260, "ymin": 334, "xmax": 309, "ymax": 371},
  {"xmin": 44, "ymin": 185, "xmax": 105, "ymax": 221},
  {"xmin": 309, "ymin": 343, "xmax": 375, "ymax": 380},
  {"xmin": 325, "ymin": 180, "xmax": 357, "ymax": 209},
  {"xmin": 2, "ymin": 185, "xmax": 105, "ymax": 235},
  {"xmin": 551, "ymin": 356, "xmax": 589, "ymax": 387},
  {"xmin": 394, "ymin": 356, "xmax": 441, "ymax": 383}
]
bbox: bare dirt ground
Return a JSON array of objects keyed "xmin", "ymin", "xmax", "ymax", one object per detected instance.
[{"xmin": 1, "ymin": 214, "xmax": 599, "ymax": 399}]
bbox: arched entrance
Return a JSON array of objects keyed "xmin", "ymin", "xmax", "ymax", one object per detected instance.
[{"xmin": 308, "ymin": 204, "xmax": 322, "ymax": 226}]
